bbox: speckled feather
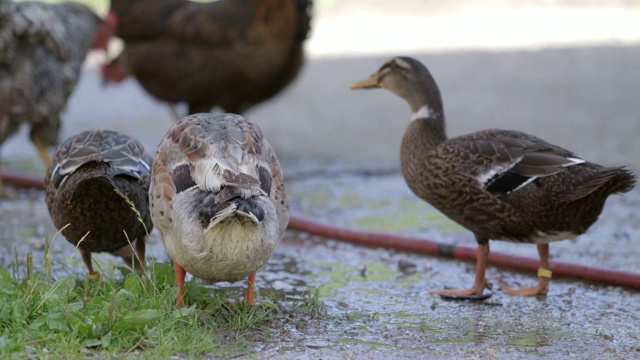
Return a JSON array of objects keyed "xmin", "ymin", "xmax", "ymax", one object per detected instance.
[
  {"xmin": 150, "ymin": 113, "xmax": 289, "ymax": 282},
  {"xmin": 0, "ymin": 1, "xmax": 103, "ymax": 150},
  {"xmin": 45, "ymin": 130, "xmax": 153, "ymax": 254},
  {"xmin": 355, "ymin": 57, "xmax": 636, "ymax": 245}
]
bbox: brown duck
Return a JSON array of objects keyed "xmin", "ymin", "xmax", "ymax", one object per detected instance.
[
  {"xmin": 351, "ymin": 56, "xmax": 636, "ymax": 298},
  {"xmin": 149, "ymin": 113, "xmax": 289, "ymax": 307},
  {"xmin": 45, "ymin": 130, "xmax": 153, "ymax": 280}
]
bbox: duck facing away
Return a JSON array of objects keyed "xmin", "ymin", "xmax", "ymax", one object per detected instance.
[
  {"xmin": 351, "ymin": 57, "xmax": 636, "ymax": 298},
  {"xmin": 45, "ymin": 130, "xmax": 153, "ymax": 280},
  {"xmin": 150, "ymin": 113, "xmax": 289, "ymax": 306}
]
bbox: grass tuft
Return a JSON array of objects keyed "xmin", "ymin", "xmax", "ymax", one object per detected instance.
[
  {"xmin": 1, "ymin": 236, "xmax": 327, "ymax": 358},
  {"xmin": 0, "ymin": 174, "xmax": 328, "ymax": 357},
  {"xmin": 0, "ymin": 251, "xmax": 279, "ymax": 357}
]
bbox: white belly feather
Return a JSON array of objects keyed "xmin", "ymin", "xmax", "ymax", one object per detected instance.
[
  {"xmin": 161, "ymin": 196, "xmax": 280, "ymax": 283},
  {"xmin": 501, "ymin": 230, "xmax": 579, "ymax": 244}
]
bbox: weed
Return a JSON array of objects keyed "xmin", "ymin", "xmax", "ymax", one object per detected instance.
[{"xmin": 293, "ymin": 288, "xmax": 325, "ymax": 318}]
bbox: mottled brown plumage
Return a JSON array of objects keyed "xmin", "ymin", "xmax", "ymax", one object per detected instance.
[
  {"xmin": 104, "ymin": 0, "xmax": 313, "ymax": 114},
  {"xmin": 45, "ymin": 130, "xmax": 153, "ymax": 279},
  {"xmin": 352, "ymin": 56, "xmax": 636, "ymax": 298},
  {"xmin": 150, "ymin": 113, "xmax": 289, "ymax": 306},
  {"xmin": 0, "ymin": 1, "xmax": 114, "ymax": 167}
]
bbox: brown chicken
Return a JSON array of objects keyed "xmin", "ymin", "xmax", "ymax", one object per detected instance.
[
  {"xmin": 105, "ymin": 0, "xmax": 313, "ymax": 114},
  {"xmin": 0, "ymin": 1, "xmax": 114, "ymax": 167}
]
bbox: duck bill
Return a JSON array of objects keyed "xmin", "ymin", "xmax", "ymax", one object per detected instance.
[{"xmin": 350, "ymin": 76, "xmax": 381, "ymax": 89}]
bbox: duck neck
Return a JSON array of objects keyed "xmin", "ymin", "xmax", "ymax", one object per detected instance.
[
  {"xmin": 400, "ymin": 108, "xmax": 447, "ymax": 188},
  {"xmin": 402, "ymin": 98, "xmax": 447, "ymax": 150}
]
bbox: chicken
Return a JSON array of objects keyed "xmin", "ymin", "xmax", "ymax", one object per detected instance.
[
  {"xmin": 0, "ymin": 1, "xmax": 115, "ymax": 167},
  {"xmin": 105, "ymin": 0, "xmax": 313, "ymax": 115}
]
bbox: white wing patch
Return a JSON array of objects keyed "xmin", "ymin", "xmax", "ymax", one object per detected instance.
[
  {"xmin": 529, "ymin": 230, "xmax": 578, "ymax": 243},
  {"xmin": 476, "ymin": 160, "xmax": 519, "ymax": 188},
  {"xmin": 564, "ymin": 157, "xmax": 585, "ymax": 166}
]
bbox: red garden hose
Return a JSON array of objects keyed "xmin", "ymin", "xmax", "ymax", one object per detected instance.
[
  {"xmin": 3, "ymin": 170, "xmax": 640, "ymax": 290},
  {"xmin": 1, "ymin": 170, "xmax": 45, "ymax": 190},
  {"xmin": 288, "ymin": 215, "xmax": 640, "ymax": 289}
]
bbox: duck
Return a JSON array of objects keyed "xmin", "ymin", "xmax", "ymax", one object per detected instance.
[
  {"xmin": 351, "ymin": 56, "xmax": 637, "ymax": 298},
  {"xmin": 45, "ymin": 130, "xmax": 153, "ymax": 280},
  {"xmin": 149, "ymin": 113, "xmax": 289, "ymax": 306}
]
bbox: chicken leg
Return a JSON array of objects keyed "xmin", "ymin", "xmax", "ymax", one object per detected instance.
[{"xmin": 34, "ymin": 138, "xmax": 52, "ymax": 166}]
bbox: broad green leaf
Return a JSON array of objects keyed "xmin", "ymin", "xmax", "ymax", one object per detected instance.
[
  {"xmin": 124, "ymin": 275, "xmax": 143, "ymax": 295},
  {"xmin": 151, "ymin": 263, "xmax": 175, "ymax": 287},
  {"xmin": 0, "ymin": 334, "xmax": 23, "ymax": 353},
  {"xmin": 0, "ymin": 267, "xmax": 14, "ymax": 289},
  {"xmin": 171, "ymin": 305, "xmax": 196, "ymax": 318},
  {"xmin": 11, "ymin": 301, "xmax": 27, "ymax": 323},
  {"xmin": 33, "ymin": 312, "xmax": 68, "ymax": 331},
  {"xmin": 101, "ymin": 331, "xmax": 112, "ymax": 348},
  {"xmin": 83, "ymin": 338, "xmax": 102, "ymax": 348},
  {"xmin": 115, "ymin": 288, "xmax": 137, "ymax": 309},
  {"xmin": 113, "ymin": 309, "xmax": 163, "ymax": 331},
  {"xmin": 67, "ymin": 312, "xmax": 96, "ymax": 337},
  {"xmin": 40, "ymin": 275, "xmax": 76, "ymax": 310}
]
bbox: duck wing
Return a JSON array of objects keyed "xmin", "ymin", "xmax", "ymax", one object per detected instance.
[
  {"xmin": 151, "ymin": 113, "xmax": 289, "ymax": 231},
  {"xmin": 47, "ymin": 129, "xmax": 152, "ymax": 191},
  {"xmin": 448, "ymin": 129, "xmax": 584, "ymax": 196}
]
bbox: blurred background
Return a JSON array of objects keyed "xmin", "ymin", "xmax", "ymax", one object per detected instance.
[{"xmin": 3, "ymin": 0, "xmax": 640, "ymax": 176}]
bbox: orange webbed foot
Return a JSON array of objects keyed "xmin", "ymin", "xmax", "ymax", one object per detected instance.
[
  {"xmin": 499, "ymin": 268, "xmax": 551, "ymax": 297},
  {"xmin": 430, "ymin": 281, "xmax": 492, "ymax": 301}
]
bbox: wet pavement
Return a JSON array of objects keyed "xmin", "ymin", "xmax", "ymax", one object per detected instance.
[{"xmin": 1, "ymin": 173, "xmax": 639, "ymax": 359}]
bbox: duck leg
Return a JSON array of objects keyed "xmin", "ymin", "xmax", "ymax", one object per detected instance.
[
  {"xmin": 244, "ymin": 272, "xmax": 257, "ymax": 305},
  {"xmin": 431, "ymin": 242, "xmax": 491, "ymax": 300},
  {"xmin": 500, "ymin": 243, "xmax": 551, "ymax": 296},
  {"xmin": 80, "ymin": 248, "xmax": 100, "ymax": 281},
  {"xmin": 174, "ymin": 261, "xmax": 187, "ymax": 307},
  {"xmin": 133, "ymin": 235, "xmax": 146, "ymax": 275},
  {"xmin": 113, "ymin": 236, "xmax": 147, "ymax": 276}
]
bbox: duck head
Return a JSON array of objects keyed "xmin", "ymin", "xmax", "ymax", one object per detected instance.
[{"xmin": 351, "ymin": 56, "xmax": 442, "ymax": 115}]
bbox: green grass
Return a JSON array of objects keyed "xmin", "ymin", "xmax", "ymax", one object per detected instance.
[
  {"xmin": 0, "ymin": 247, "xmax": 326, "ymax": 358},
  {"xmin": 1, "ymin": 189, "xmax": 326, "ymax": 359}
]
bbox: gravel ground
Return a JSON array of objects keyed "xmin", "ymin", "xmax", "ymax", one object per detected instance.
[{"xmin": 1, "ymin": 173, "xmax": 639, "ymax": 359}]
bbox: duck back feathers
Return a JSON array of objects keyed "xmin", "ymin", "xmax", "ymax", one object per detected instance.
[{"xmin": 45, "ymin": 130, "xmax": 153, "ymax": 253}]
